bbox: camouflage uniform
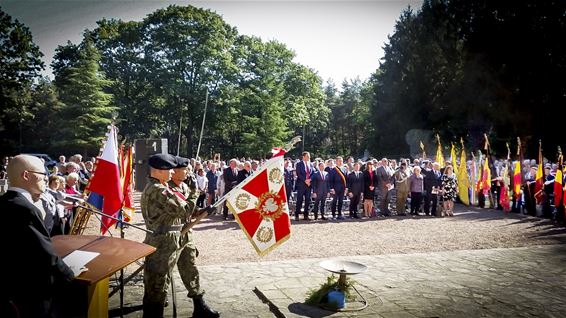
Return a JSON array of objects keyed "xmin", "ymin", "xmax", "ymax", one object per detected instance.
[
  {"xmin": 182, "ymin": 172, "xmax": 199, "ymax": 213},
  {"xmin": 141, "ymin": 176, "xmax": 201, "ymax": 315}
]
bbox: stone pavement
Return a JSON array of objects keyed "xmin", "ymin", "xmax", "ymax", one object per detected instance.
[{"xmin": 109, "ymin": 244, "xmax": 566, "ymax": 318}]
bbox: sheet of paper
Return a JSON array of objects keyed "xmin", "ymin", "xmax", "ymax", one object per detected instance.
[{"xmin": 63, "ymin": 250, "xmax": 100, "ymax": 277}]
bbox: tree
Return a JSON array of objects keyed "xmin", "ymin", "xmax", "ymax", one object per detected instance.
[
  {"xmin": 54, "ymin": 38, "xmax": 115, "ymax": 155},
  {"xmin": 0, "ymin": 7, "xmax": 44, "ymax": 155}
]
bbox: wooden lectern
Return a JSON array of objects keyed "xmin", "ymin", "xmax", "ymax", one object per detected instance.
[{"xmin": 52, "ymin": 235, "xmax": 155, "ymax": 318}]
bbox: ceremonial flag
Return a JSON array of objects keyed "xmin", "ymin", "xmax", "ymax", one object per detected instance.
[
  {"xmin": 470, "ymin": 152, "xmax": 478, "ymax": 205},
  {"xmin": 513, "ymin": 161, "xmax": 522, "ymax": 200},
  {"xmin": 554, "ymin": 150, "xmax": 563, "ymax": 207},
  {"xmin": 86, "ymin": 125, "xmax": 124, "ymax": 234},
  {"xmin": 435, "ymin": 134, "xmax": 445, "ymax": 167},
  {"xmin": 419, "ymin": 140, "xmax": 426, "ymax": 159},
  {"xmin": 225, "ymin": 149, "xmax": 291, "ymax": 256},
  {"xmin": 479, "ymin": 156, "xmax": 491, "ymax": 195},
  {"xmin": 513, "ymin": 137, "xmax": 522, "ymax": 200},
  {"xmin": 457, "ymin": 144, "xmax": 470, "ymax": 205},
  {"xmin": 499, "ymin": 164, "xmax": 511, "ymax": 212},
  {"xmin": 120, "ymin": 144, "xmax": 135, "ymax": 222},
  {"xmin": 534, "ymin": 141, "xmax": 545, "ymax": 204},
  {"xmin": 450, "ymin": 143, "xmax": 458, "ymax": 175}
]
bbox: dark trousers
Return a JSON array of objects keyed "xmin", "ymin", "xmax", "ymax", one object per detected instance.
[
  {"xmin": 331, "ymin": 192, "xmax": 344, "ymax": 217},
  {"xmin": 424, "ymin": 191, "xmax": 437, "ymax": 215},
  {"xmin": 349, "ymin": 193, "xmax": 361, "ymax": 218},
  {"xmin": 295, "ymin": 185, "xmax": 311, "ymax": 219},
  {"xmin": 196, "ymin": 193, "xmax": 206, "ymax": 208},
  {"xmin": 379, "ymin": 188, "xmax": 390, "ymax": 215},
  {"xmin": 312, "ymin": 193, "xmax": 327, "ymax": 219},
  {"xmin": 411, "ymin": 192, "xmax": 423, "ymax": 214}
]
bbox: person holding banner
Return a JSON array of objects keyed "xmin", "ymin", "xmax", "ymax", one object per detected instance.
[{"xmin": 141, "ymin": 154, "xmax": 218, "ymax": 318}]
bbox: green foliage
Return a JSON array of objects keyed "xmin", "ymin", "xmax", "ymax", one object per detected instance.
[
  {"xmin": 370, "ymin": 0, "xmax": 566, "ymax": 158},
  {"xmin": 305, "ymin": 274, "xmax": 356, "ymax": 308},
  {"xmin": 54, "ymin": 38, "xmax": 115, "ymax": 155},
  {"xmin": 0, "ymin": 7, "xmax": 44, "ymax": 155}
]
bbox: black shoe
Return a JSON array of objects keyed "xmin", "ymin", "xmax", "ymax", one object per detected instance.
[{"xmin": 193, "ymin": 295, "xmax": 220, "ymax": 318}]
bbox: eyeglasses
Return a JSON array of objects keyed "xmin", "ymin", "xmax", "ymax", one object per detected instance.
[{"xmin": 27, "ymin": 170, "xmax": 49, "ymax": 177}]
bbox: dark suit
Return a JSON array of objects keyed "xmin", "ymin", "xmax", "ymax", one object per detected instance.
[
  {"xmin": 328, "ymin": 166, "xmax": 348, "ymax": 218},
  {"xmin": 223, "ymin": 167, "xmax": 239, "ymax": 219},
  {"xmin": 347, "ymin": 171, "xmax": 364, "ymax": 218},
  {"xmin": 0, "ymin": 190, "xmax": 74, "ymax": 317},
  {"xmin": 284, "ymin": 168, "xmax": 295, "ymax": 203},
  {"xmin": 423, "ymin": 168, "xmax": 442, "ymax": 215},
  {"xmin": 295, "ymin": 160, "xmax": 314, "ymax": 219},
  {"xmin": 237, "ymin": 169, "xmax": 251, "ymax": 184},
  {"xmin": 311, "ymin": 170, "xmax": 329, "ymax": 219},
  {"xmin": 375, "ymin": 166, "xmax": 393, "ymax": 215}
]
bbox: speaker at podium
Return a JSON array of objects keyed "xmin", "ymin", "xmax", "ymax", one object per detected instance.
[{"xmin": 134, "ymin": 139, "xmax": 168, "ymax": 191}]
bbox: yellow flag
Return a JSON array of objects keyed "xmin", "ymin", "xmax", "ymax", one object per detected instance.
[
  {"xmin": 435, "ymin": 135, "xmax": 445, "ymax": 167},
  {"xmin": 450, "ymin": 143, "xmax": 458, "ymax": 175},
  {"xmin": 457, "ymin": 146, "xmax": 470, "ymax": 205}
]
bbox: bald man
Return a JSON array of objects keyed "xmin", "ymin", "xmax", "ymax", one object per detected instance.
[{"xmin": 0, "ymin": 155, "xmax": 75, "ymax": 317}]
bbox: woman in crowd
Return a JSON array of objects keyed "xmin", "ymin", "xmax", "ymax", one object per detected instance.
[
  {"xmin": 196, "ymin": 168, "xmax": 208, "ymax": 208},
  {"xmin": 408, "ymin": 166, "xmax": 424, "ymax": 215},
  {"xmin": 441, "ymin": 165, "xmax": 458, "ymax": 216},
  {"xmin": 362, "ymin": 161, "xmax": 376, "ymax": 218}
]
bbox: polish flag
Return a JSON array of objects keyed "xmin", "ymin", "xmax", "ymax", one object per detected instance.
[
  {"xmin": 225, "ymin": 150, "xmax": 291, "ymax": 256},
  {"xmin": 86, "ymin": 125, "xmax": 123, "ymax": 234}
]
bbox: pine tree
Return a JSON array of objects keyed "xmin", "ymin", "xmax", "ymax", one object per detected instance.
[{"xmin": 55, "ymin": 38, "xmax": 115, "ymax": 156}]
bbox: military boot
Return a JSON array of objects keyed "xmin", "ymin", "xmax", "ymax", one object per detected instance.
[
  {"xmin": 192, "ymin": 295, "xmax": 220, "ymax": 318},
  {"xmin": 142, "ymin": 303, "xmax": 164, "ymax": 318}
]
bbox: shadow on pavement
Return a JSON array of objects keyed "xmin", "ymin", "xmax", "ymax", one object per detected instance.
[{"xmin": 288, "ymin": 302, "xmax": 334, "ymax": 318}]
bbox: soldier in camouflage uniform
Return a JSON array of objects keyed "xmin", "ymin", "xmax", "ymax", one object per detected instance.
[{"xmin": 141, "ymin": 154, "xmax": 218, "ymax": 318}]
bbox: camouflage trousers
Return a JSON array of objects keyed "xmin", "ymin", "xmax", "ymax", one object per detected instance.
[{"xmin": 143, "ymin": 231, "xmax": 202, "ymax": 307}]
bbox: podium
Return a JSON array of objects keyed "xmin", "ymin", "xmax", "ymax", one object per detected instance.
[{"xmin": 52, "ymin": 235, "xmax": 155, "ymax": 318}]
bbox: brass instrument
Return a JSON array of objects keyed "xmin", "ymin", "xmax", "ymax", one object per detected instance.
[{"xmin": 69, "ymin": 204, "xmax": 92, "ymax": 235}]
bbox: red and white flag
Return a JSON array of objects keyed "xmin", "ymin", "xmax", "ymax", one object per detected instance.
[
  {"xmin": 86, "ymin": 125, "xmax": 123, "ymax": 233},
  {"xmin": 226, "ymin": 150, "xmax": 291, "ymax": 256}
]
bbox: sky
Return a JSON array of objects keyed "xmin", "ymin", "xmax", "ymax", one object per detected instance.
[{"xmin": 1, "ymin": 0, "xmax": 423, "ymax": 83}]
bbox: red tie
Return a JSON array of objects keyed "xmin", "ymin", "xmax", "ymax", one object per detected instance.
[
  {"xmin": 321, "ymin": 172, "xmax": 324, "ymax": 181},
  {"xmin": 306, "ymin": 163, "xmax": 310, "ymax": 179}
]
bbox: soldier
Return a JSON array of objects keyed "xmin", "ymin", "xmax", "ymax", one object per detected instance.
[{"xmin": 141, "ymin": 154, "xmax": 218, "ymax": 318}]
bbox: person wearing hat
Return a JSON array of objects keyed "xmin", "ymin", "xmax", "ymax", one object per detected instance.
[{"xmin": 141, "ymin": 154, "xmax": 218, "ymax": 318}]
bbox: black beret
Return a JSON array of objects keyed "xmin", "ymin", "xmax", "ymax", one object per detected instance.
[
  {"xmin": 175, "ymin": 156, "xmax": 190, "ymax": 168},
  {"xmin": 148, "ymin": 154, "xmax": 177, "ymax": 170}
]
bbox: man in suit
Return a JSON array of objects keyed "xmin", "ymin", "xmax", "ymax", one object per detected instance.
[
  {"xmin": 1, "ymin": 155, "xmax": 75, "ymax": 317},
  {"xmin": 347, "ymin": 162, "xmax": 364, "ymax": 219},
  {"xmin": 423, "ymin": 161, "xmax": 442, "ymax": 216},
  {"xmin": 284, "ymin": 159, "xmax": 295, "ymax": 203},
  {"xmin": 222, "ymin": 159, "xmax": 239, "ymax": 220},
  {"xmin": 375, "ymin": 158, "xmax": 393, "ymax": 216},
  {"xmin": 237, "ymin": 161, "xmax": 252, "ymax": 184},
  {"xmin": 294, "ymin": 151, "xmax": 314, "ymax": 221},
  {"xmin": 328, "ymin": 156, "xmax": 348, "ymax": 220},
  {"xmin": 311, "ymin": 161, "xmax": 330, "ymax": 220}
]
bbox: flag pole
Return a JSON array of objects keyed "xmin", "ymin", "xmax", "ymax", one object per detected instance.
[{"xmin": 195, "ymin": 89, "xmax": 209, "ymax": 160}]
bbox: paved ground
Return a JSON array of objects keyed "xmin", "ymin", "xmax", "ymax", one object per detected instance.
[
  {"xmin": 91, "ymin": 193, "xmax": 566, "ymax": 317},
  {"xmin": 108, "ymin": 244, "xmax": 566, "ymax": 318}
]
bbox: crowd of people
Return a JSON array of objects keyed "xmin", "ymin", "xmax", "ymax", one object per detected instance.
[{"xmin": 165, "ymin": 151, "xmax": 565, "ymax": 226}]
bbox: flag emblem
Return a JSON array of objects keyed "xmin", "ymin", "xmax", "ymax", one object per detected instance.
[{"xmin": 256, "ymin": 191, "xmax": 285, "ymax": 221}]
